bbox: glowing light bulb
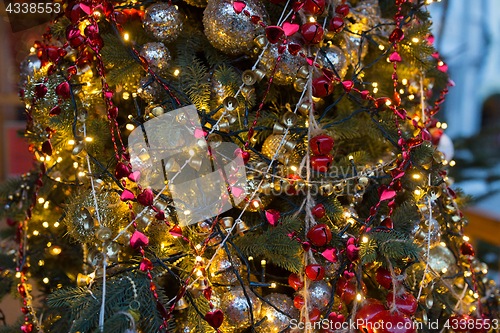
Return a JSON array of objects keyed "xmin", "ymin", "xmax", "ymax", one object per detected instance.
[
  {"xmin": 402, "ymin": 79, "xmax": 408, "ymax": 85},
  {"xmin": 16, "ymin": 272, "xmax": 22, "ymax": 278},
  {"xmin": 126, "ymin": 124, "xmax": 135, "ymax": 131},
  {"xmin": 412, "ymin": 38, "xmax": 419, "ymax": 43},
  {"xmin": 30, "ymin": 47, "xmax": 35, "ymax": 53},
  {"xmin": 42, "ymin": 222, "xmax": 49, "ymax": 228},
  {"xmin": 356, "ymin": 294, "xmax": 362, "ymax": 301},
  {"xmin": 68, "ymin": 140, "xmax": 75, "ymax": 145},
  {"xmin": 54, "ymin": 222, "xmax": 60, "ymax": 228},
  {"xmin": 38, "ymin": 260, "xmax": 44, "ymax": 266},
  {"xmin": 57, "ymin": 157, "xmax": 63, "ymax": 163},
  {"xmin": 408, "ymin": 94, "xmax": 415, "ymax": 100},
  {"xmin": 38, "ymin": 198, "xmax": 45, "ymax": 204},
  {"xmin": 123, "ymin": 33, "xmax": 130, "ymax": 41},
  {"xmin": 463, "ymin": 235, "xmax": 469, "ymax": 242},
  {"xmin": 385, "ymin": 100, "xmax": 392, "ymax": 106},
  {"xmin": 196, "ymin": 256, "xmax": 203, "ymax": 262},
  {"xmin": 441, "ymin": 123, "xmax": 448, "ymax": 129},
  {"xmin": 449, "ymin": 160, "xmax": 456, "ymax": 167},
  {"xmin": 414, "ymin": 189, "xmax": 422, "ymax": 195},
  {"xmin": 43, "ymin": 277, "xmax": 49, "ymax": 284},
  {"xmin": 261, "ymin": 260, "xmax": 266, "ymax": 266},
  {"xmin": 348, "ymin": 155, "xmax": 354, "ymax": 160},
  {"xmin": 188, "ymin": 149, "xmax": 195, "ymax": 156},
  {"xmin": 372, "ymin": 82, "xmax": 378, "ymax": 87},
  {"xmin": 174, "ymin": 69, "xmax": 180, "ymax": 76},
  {"xmin": 373, "ymin": 88, "xmax": 378, "ymax": 94},
  {"xmin": 73, "ymin": 162, "xmax": 78, "ymax": 169},
  {"xmin": 270, "ymin": 282, "xmax": 277, "ymax": 288},
  {"xmin": 362, "ymin": 236, "xmax": 368, "ymax": 243},
  {"xmin": 290, "ymin": 165, "xmax": 297, "ymax": 172},
  {"xmin": 309, "ymin": 17, "xmax": 315, "ymax": 22},
  {"xmin": 123, "ymin": 92, "xmax": 130, "ymax": 100},
  {"xmin": 85, "ymin": 137, "xmax": 93, "ymax": 142},
  {"xmin": 33, "ymin": 230, "xmax": 39, "ymax": 236},
  {"xmin": 399, "ymin": 89, "xmax": 404, "ymax": 94},
  {"xmin": 413, "ymin": 174, "xmax": 421, "ymax": 179},
  {"xmin": 378, "ymin": 45, "xmax": 385, "ymax": 50},
  {"xmin": 43, "ymin": 201, "xmax": 49, "ymax": 209},
  {"xmin": 248, "ymin": 256, "xmax": 254, "ymax": 261}
]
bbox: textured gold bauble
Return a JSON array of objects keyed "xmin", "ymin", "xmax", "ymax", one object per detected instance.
[
  {"xmin": 219, "ymin": 285, "xmax": 262, "ymax": 332},
  {"xmin": 203, "ymin": 0, "xmax": 269, "ymax": 55},
  {"xmin": 255, "ymin": 293, "xmax": 298, "ymax": 333},
  {"xmin": 261, "ymin": 134, "xmax": 290, "ymax": 159},
  {"xmin": 142, "ymin": 3, "xmax": 183, "ymax": 43}
]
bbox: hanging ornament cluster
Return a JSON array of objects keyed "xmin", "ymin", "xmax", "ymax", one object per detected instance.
[{"xmin": 309, "ymin": 134, "xmax": 334, "ymax": 173}]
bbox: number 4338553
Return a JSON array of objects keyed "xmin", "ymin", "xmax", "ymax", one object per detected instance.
[{"xmin": 6, "ymin": 2, "xmax": 60, "ymax": 14}]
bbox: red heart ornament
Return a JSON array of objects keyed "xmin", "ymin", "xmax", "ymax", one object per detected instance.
[
  {"xmin": 128, "ymin": 171, "xmax": 141, "ymax": 182},
  {"xmin": 389, "ymin": 51, "xmax": 402, "ymax": 63},
  {"xmin": 49, "ymin": 105, "xmax": 61, "ymax": 116},
  {"xmin": 232, "ymin": 0, "xmax": 246, "ymax": 13},
  {"xmin": 130, "ymin": 230, "xmax": 149, "ymax": 249},
  {"xmin": 288, "ymin": 43, "xmax": 301, "ymax": 55},
  {"xmin": 342, "ymin": 80, "xmax": 353, "ymax": 92},
  {"xmin": 205, "ymin": 309, "xmax": 224, "ymax": 328},
  {"xmin": 321, "ymin": 247, "xmax": 337, "ymax": 262},
  {"xmin": 137, "ymin": 189, "xmax": 154, "ymax": 206},
  {"xmin": 265, "ymin": 25, "xmax": 285, "ymax": 44},
  {"xmin": 120, "ymin": 189, "xmax": 135, "ymax": 201},
  {"xmin": 115, "ymin": 162, "xmax": 130, "ymax": 179},
  {"xmin": 265, "ymin": 209, "xmax": 281, "ymax": 226},
  {"xmin": 389, "ymin": 28, "xmax": 404, "ymax": 43},
  {"xmin": 140, "ymin": 258, "xmax": 153, "ymax": 271},
  {"xmin": 380, "ymin": 189, "xmax": 396, "ymax": 201},
  {"xmin": 283, "ymin": 22, "xmax": 300, "ymax": 36},
  {"xmin": 169, "ymin": 225, "xmax": 183, "ymax": 238},
  {"xmin": 35, "ymin": 84, "xmax": 48, "ymax": 98}
]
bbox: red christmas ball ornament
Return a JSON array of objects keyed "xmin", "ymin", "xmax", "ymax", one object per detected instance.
[
  {"xmin": 311, "ymin": 154, "xmax": 333, "ymax": 173},
  {"xmin": 312, "ymin": 203, "xmax": 326, "ymax": 218},
  {"xmin": 355, "ymin": 299, "xmax": 386, "ymax": 332},
  {"xmin": 312, "ymin": 76, "xmax": 334, "ymax": 97},
  {"xmin": 289, "ymin": 273, "xmax": 304, "ymax": 290},
  {"xmin": 375, "ymin": 267, "xmax": 393, "ymax": 289},
  {"xmin": 302, "ymin": 0, "xmax": 325, "ymax": 15},
  {"xmin": 305, "ymin": 264, "xmax": 325, "ymax": 281},
  {"xmin": 307, "ymin": 224, "xmax": 332, "ymax": 246},
  {"xmin": 371, "ymin": 311, "xmax": 416, "ymax": 333},
  {"xmin": 300, "ymin": 22, "xmax": 324, "ymax": 45},
  {"xmin": 460, "ymin": 242, "xmax": 474, "ymax": 256},
  {"xmin": 335, "ymin": 276, "xmax": 367, "ymax": 304},
  {"xmin": 294, "ymin": 294, "xmax": 305, "ymax": 309},
  {"xmin": 335, "ymin": 4, "xmax": 349, "ymax": 16},
  {"xmin": 386, "ymin": 292, "xmax": 417, "ymax": 316},
  {"xmin": 310, "ymin": 134, "xmax": 334, "ymax": 155},
  {"xmin": 448, "ymin": 314, "xmax": 470, "ymax": 333},
  {"xmin": 329, "ymin": 16, "xmax": 344, "ymax": 33}
]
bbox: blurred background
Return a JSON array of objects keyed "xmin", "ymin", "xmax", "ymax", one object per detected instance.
[{"xmin": 0, "ymin": 0, "xmax": 499, "ymax": 325}]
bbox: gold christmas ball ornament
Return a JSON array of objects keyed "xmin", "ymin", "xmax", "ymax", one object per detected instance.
[
  {"xmin": 317, "ymin": 44, "xmax": 349, "ymax": 80},
  {"xmin": 219, "ymin": 285, "xmax": 262, "ymax": 332},
  {"xmin": 262, "ymin": 134, "xmax": 294, "ymax": 159},
  {"xmin": 208, "ymin": 250, "xmax": 243, "ymax": 285},
  {"xmin": 203, "ymin": 0, "xmax": 269, "ymax": 55},
  {"xmin": 255, "ymin": 293, "xmax": 298, "ymax": 333},
  {"xmin": 139, "ymin": 42, "xmax": 171, "ymax": 75},
  {"xmin": 143, "ymin": 3, "xmax": 183, "ymax": 43},
  {"xmin": 428, "ymin": 243, "xmax": 455, "ymax": 274},
  {"xmin": 259, "ymin": 35, "xmax": 307, "ymax": 85}
]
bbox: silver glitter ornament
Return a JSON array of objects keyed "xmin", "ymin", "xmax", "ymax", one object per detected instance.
[
  {"xmin": 219, "ymin": 285, "xmax": 262, "ymax": 332},
  {"xmin": 255, "ymin": 293, "xmax": 298, "ymax": 333},
  {"xmin": 203, "ymin": 0, "xmax": 269, "ymax": 55},
  {"xmin": 208, "ymin": 250, "xmax": 243, "ymax": 285},
  {"xmin": 308, "ymin": 280, "xmax": 333, "ymax": 311},
  {"xmin": 138, "ymin": 75, "xmax": 162, "ymax": 103},
  {"xmin": 19, "ymin": 53, "xmax": 41, "ymax": 88},
  {"xmin": 143, "ymin": 3, "xmax": 183, "ymax": 43},
  {"xmin": 139, "ymin": 42, "xmax": 171, "ymax": 75},
  {"xmin": 318, "ymin": 44, "xmax": 349, "ymax": 80},
  {"xmin": 259, "ymin": 35, "xmax": 307, "ymax": 85}
]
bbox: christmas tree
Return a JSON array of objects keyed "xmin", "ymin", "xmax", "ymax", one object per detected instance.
[{"xmin": 1, "ymin": 0, "xmax": 498, "ymax": 332}]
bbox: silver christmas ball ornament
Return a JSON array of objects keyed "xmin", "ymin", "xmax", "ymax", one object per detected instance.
[
  {"xmin": 139, "ymin": 42, "xmax": 171, "ymax": 75},
  {"xmin": 143, "ymin": 3, "xmax": 183, "ymax": 43},
  {"xmin": 220, "ymin": 286, "xmax": 262, "ymax": 331},
  {"xmin": 255, "ymin": 293, "xmax": 298, "ymax": 333}
]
